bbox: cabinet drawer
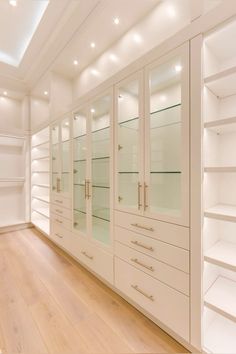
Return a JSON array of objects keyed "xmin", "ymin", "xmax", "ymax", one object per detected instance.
[
  {"xmin": 50, "ymin": 223, "xmax": 71, "ymax": 249},
  {"xmin": 52, "ymin": 194, "xmax": 71, "ymax": 209},
  {"xmin": 115, "ymin": 242, "xmax": 189, "ymax": 295},
  {"xmin": 51, "ymin": 213, "xmax": 71, "ymax": 231},
  {"xmin": 51, "ymin": 203, "xmax": 71, "ymax": 220},
  {"xmin": 70, "ymin": 233, "xmax": 113, "ymax": 285},
  {"xmin": 115, "ymin": 210, "xmax": 189, "ymax": 250},
  {"xmin": 115, "ymin": 226, "xmax": 189, "ymax": 273},
  {"xmin": 115, "ymin": 257, "xmax": 189, "ymax": 341}
]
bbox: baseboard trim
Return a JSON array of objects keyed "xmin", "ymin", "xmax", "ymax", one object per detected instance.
[{"xmin": 0, "ymin": 222, "xmax": 33, "ymax": 234}]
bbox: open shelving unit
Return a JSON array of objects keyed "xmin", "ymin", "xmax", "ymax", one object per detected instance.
[
  {"xmin": 203, "ymin": 18, "xmax": 236, "ymax": 353},
  {"xmin": 31, "ymin": 127, "xmax": 50, "ymax": 235}
]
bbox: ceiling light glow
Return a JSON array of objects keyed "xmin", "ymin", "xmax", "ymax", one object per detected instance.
[
  {"xmin": 133, "ymin": 34, "xmax": 142, "ymax": 44},
  {"xmin": 73, "ymin": 59, "xmax": 79, "ymax": 66},
  {"xmin": 91, "ymin": 69, "xmax": 99, "ymax": 76},
  {"xmin": 44, "ymin": 91, "xmax": 48, "ymax": 96},
  {"xmin": 113, "ymin": 17, "xmax": 120, "ymax": 25},
  {"xmin": 9, "ymin": 0, "xmax": 17, "ymax": 6},
  {"xmin": 166, "ymin": 5, "xmax": 176, "ymax": 18},
  {"xmin": 175, "ymin": 64, "xmax": 182, "ymax": 73},
  {"xmin": 109, "ymin": 54, "xmax": 118, "ymax": 62},
  {"xmin": 90, "ymin": 108, "xmax": 95, "ymax": 113},
  {"xmin": 3, "ymin": 91, "xmax": 7, "ymax": 96},
  {"xmin": 90, "ymin": 42, "xmax": 96, "ymax": 48}
]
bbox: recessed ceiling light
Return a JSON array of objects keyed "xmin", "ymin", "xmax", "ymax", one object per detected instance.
[
  {"xmin": 113, "ymin": 17, "xmax": 120, "ymax": 25},
  {"xmin": 109, "ymin": 54, "xmax": 118, "ymax": 62},
  {"xmin": 73, "ymin": 59, "xmax": 79, "ymax": 66},
  {"xmin": 90, "ymin": 42, "xmax": 96, "ymax": 48},
  {"xmin": 9, "ymin": 0, "xmax": 17, "ymax": 6},
  {"xmin": 3, "ymin": 91, "xmax": 7, "ymax": 96},
  {"xmin": 175, "ymin": 65, "xmax": 182, "ymax": 73},
  {"xmin": 167, "ymin": 5, "xmax": 176, "ymax": 18},
  {"xmin": 65, "ymin": 122, "xmax": 69, "ymax": 126},
  {"xmin": 90, "ymin": 108, "xmax": 95, "ymax": 113},
  {"xmin": 44, "ymin": 91, "xmax": 48, "ymax": 96},
  {"xmin": 133, "ymin": 34, "xmax": 142, "ymax": 44},
  {"xmin": 91, "ymin": 69, "xmax": 99, "ymax": 76}
]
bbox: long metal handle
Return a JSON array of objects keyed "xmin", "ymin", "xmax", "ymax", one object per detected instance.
[
  {"xmin": 144, "ymin": 183, "xmax": 148, "ymax": 210},
  {"xmin": 138, "ymin": 182, "xmax": 142, "ymax": 210},
  {"xmin": 56, "ymin": 178, "xmax": 60, "ymax": 192},
  {"xmin": 131, "ymin": 223, "xmax": 154, "ymax": 232},
  {"xmin": 87, "ymin": 180, "xmax": 91, "ymax": 199},
  {"xmin": 131, "ymin": 240, "xmax": 154, "ymax": 251},
  {"xmin": 81, "ymin": 251, "xmax": 93, "ymax": 260},
  {"xmin": 131, "ymin": 258, "xmax": 154, "ymax": 271},
  {"xmin": 55, "ymin": 233, "xmax": 63, "ymax": 239},
  {"xmin": 84, "ymin": 180, "xmax": 87, "ymax": 199},
  {"xmin": 131, "ymin": 285, "xmax": 154, "ymax": 301}
]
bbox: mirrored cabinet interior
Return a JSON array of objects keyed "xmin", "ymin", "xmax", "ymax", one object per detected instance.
[
  {"xmin": 51, "ymin": 116, "xmax": 71, "ymax": 198},
  {"xmin": 203, "ymin": 18, "xmax": 236, "ymax": 354},
  {"xmin": 115, "ymin": 44, "xmax": 189, "ymax": 226},
  {"xmin": 73, "ymin": 92, "xmax": 112, "ymax": 247},
  {"xmin": 31, "ymin": 127, "xmax": 50, "ymax": 235}
]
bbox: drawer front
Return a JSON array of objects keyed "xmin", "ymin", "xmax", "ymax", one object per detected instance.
[
  {"xmin": 69, "ymin": 233, "xmax": 114, "ymax": 285},
  {"xmin": 115, "ymin": 226, "xmax": 189, "ymax": 273},
  {"xmin": 50, "ymin": 223, "xmax": 71, "ymax": 249},
  {"xmin": 51, "ymin": 203, "xmax": 71, "ymax": 220},
  {"xmin": 51, "ymin": 213, "xmax": 71, "ymax": 231},
  {"xmin": 115, "ymin": 210, "xmax": 189, "ymax": 250},
  {"xmin": 52, "ymin": 195, "xmax": 71, "ymax": 209},
  {"xmin": 115, "ymin": 257, "xmax": 189, "ymax": 341},
  {"xmin": 115, "ymin": 242, "xmax": 189, "ymax": 295}
]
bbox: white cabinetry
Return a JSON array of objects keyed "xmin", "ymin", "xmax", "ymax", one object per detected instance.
[{"xmin": 203, "ymin": 18, "xmax": 236, "ymax": 353}]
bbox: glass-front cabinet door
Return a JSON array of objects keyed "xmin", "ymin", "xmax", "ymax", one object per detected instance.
[
  {"xmin": 145, "ymin": 43, "xmax": 189, "ymax": 226},
  {"xmin": 73, "ymin": 108, "xmax": 88, "ymax": 236},
  {"xmin": 90, "ymin": 93, "xmax": 112, "ymax": 246},
  {"xmin": 115, "ymin": 72, "xmax": 144, "ymax": 213},
  {"xmin": 51, "ymin": 117, "xmax": 71, "ymax": 197}
]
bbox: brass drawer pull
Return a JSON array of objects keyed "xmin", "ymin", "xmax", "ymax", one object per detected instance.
[
  {"xmin": 131, "ymin": 258, "xmax": 154, "ymax": 272},
  {"xmin": 144, "ymin": 183, "xmax": 148, "ymax": 210},
  {"xmin": 55, "ymin": 199, "xmax": 63, "ymax": 204},
  {"xmin": 81, "ymin": 251, "xmax": 93, "ymax": 260},
  {"xmin": 55, "ymin": 209, "xmax": 63, "ymax": 214},
  {"xmin": 131, "ymin": 285, "xmax": 154, "ymax": 301},
  {"xmin": 87, "ymin": 180, "xmax": 91, "ymax": 199},
  {"xmin": 55, "ymin": 233, "xmax": 63, "ymax": 239},
  {"xmin": 131, "ymin": 240, "xmax": 154, "ymax": 251},
  {"xmin": 138, "ymin": 182, "xmax": 142, "ymax": 210},
  {"xmin": 131, "ymin": 223, "xmax": 154, "ymax": 232},
  {"xmin": 55, "ymin": 219, "xmax": 63, "ymax": 224}
]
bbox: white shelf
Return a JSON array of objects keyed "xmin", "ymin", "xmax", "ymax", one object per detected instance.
[
  {"xmin": 205, "ymin": 276, "xmax": 236, "ymax": 323},
  {"xmin": 205, "ymin": 241, "xmax": 236, "ymax": 272},
  {"xmin": 204, "ymin": 116, "xmax": 236, "ymax": 134},
  {"xmin": 32, "ymin": 219, "xmax": 49, "ymax": 235},
  {"xmin": 32, "ymin": 195, "xmax": 49, "ymax": 203},
  {"xmin": 204, "ymin": 66, "xmax": 236, "ymax": 97},
  {"xmin": 205, "ymin": 204, "xmax": 236, "ymax": 222},
  {"xmin": 204, "ymin": 310, "xmax": 236, "ymax": 354},
  {"xmin": 31, "ymin": 141, "xmax": 49, "ymax": 149},
  {"xmin": 32, "ymin": 184, "xmax": 49, "ymax": 188},
  {"xmin": 32, "ymin": 208, "xmax": 49, "ymax": 219},
  {"xmin": 32, "ymin": 156, "xmax": 49, "ymax": 161},
  {"xmin": 204, "ymin": 167, "xmax": 236, "ymax": 173}
]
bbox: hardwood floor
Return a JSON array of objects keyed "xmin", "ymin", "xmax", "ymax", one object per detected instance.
[{"xmin": 0, "ymin": 228, "xmax": 189, "ymax": 354}]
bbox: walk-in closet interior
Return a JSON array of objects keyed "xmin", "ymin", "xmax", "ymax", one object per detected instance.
[{"xmin": 0, "ymin": 1, "xmax": 236, "ymax": 353}]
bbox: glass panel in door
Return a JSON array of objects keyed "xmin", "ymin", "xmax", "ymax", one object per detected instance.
[
  {"xmin": 61, "ymin": 117, "xmax": 70, "ymax": 195},
  {"xmin": 73, "ymin": 109, "xmax": 87, "ymax": 234},
  {"xmin": 117, "ymin": 78, "xmax": 141, "ymax": 211},
  {"xmin": 51, "ymin": 124, "xmax": 60, "ymax": 193},
  {"xmin": 91, "ymin": 95, "xmax": 111, "ymax": 245},
  {"xmin": 148, "ymin": 57, "xmax": 182, "ymax": 217}
]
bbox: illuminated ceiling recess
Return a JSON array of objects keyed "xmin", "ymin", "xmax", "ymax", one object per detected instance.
[{"xmin": 0, "ymin": 0, "xmax": 49, "ymax": 67}]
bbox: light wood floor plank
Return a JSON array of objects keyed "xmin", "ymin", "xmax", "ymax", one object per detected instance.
[{"xmin": 0, "ymin": 229, "xmax": 189, "ymax": 354}]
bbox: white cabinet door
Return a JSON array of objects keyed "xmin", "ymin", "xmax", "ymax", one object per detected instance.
[
  {"xmin": 144, "ymin": 43, "xmax": 189, "ymax": 226},
  {"xmin": 114, "ymin": 71, "xmax": 145, "ymax": 215}
]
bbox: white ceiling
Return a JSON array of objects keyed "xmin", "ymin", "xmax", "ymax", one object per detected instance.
[{"xmin": 0, "ymin": 0, "xmax": 49, "ymax": 67}]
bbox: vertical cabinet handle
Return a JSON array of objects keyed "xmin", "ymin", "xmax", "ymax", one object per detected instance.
[
  {"xmin": 87, "ymin": 180, "xmax": 91, "ymax": 199},
  {"xmin": 84, "ymin": 180, "xmax": 87, "ymax": 199},
  {"xmin": 56, "ymin": 178, "xmax": 61, "ymax": 193},
  {"xmin": 138, "ymin": 182, "xmax": 142, "ymax": 210},
  {"xmin": 144, "ymin": 183, "xmax": 148, "ymax": 210}
]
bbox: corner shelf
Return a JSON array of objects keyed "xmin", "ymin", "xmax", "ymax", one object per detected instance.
[
  {"xmin": 205, "ymin": 276, "xmax": 236, "ymax": 323},
  {"xmin": 204, "ymin": 204, "xmax": 236, "ymax": 222},
  {"xmin": 205, "ymin": 241, "xmax": 236, "ymax": 272},
  {"xmin": 204, "ymin": 116, "xmax": 236, "ymax": 134},
  {"xmin": 204, "ymin": 66, "xmax": 236, "ymax": 97}
]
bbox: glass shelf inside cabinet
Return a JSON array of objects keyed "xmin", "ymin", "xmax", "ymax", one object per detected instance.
[
  {"xmin": 148, "ymin": 57, "xmax": 182, "ymax": 217},
  {"xmin": 73, "ymin": 109, "xmax": 87, "ymax": 235},
  {"xmin": 91, "ymin": 95, "xmax": 111, "ymax": 245},
  {"xmin": 117, "ymin": 78, "xmax": 140, "ymax": 210}
]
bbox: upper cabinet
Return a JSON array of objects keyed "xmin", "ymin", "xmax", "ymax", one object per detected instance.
[
  {"xmin": 73, "ymin": 91, "xmax": 113, "ymax": 249},
  {"xmin": 115, "ymin": 43, "xmax": 189, "ymax": 226},
  {"xmin": 51, "ymin": 116, "xmax": 71, "ymax": 198}
]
